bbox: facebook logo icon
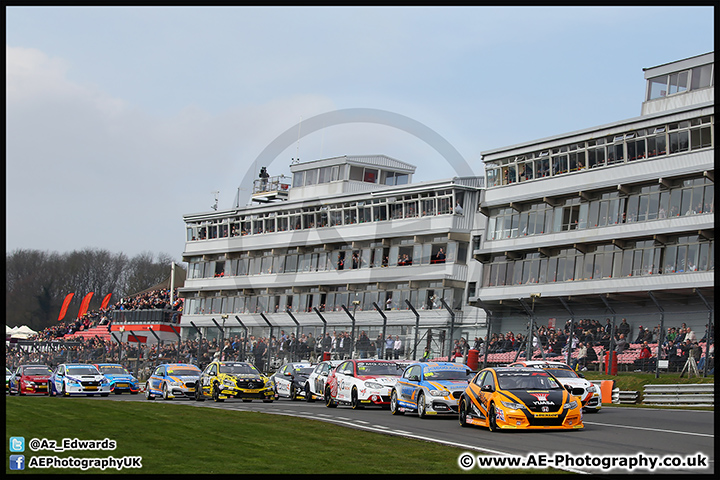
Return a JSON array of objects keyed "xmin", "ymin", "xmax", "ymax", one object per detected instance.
[{"xmin": 10, "ymin": 455, "xmax": 25, "ymax": 470}]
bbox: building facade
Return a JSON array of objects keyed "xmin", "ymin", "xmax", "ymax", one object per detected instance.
[
  {"xmin": 472, "ymin": 52, "xmax": 714, "ymax": 342},
  {"xmin": 179, "ymin": 154, "xmax": 486, "ymax": 360}
]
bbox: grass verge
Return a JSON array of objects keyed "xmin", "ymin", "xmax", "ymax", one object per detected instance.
[{"xmin": 6, "ymin": 397, "xmax": 563, "ymax": 474}]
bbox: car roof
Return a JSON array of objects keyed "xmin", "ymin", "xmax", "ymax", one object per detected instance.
[{"xmin": 510, "ymin": 361, "xmax": 572, "ymax": 368}]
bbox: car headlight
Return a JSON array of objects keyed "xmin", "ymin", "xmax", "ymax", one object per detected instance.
[
  {"xmin": 364, "ymin": 381, "xmax": 383, "ymax": 390},
  {"xmin": 168, "ymin": 381, "xmax": 183, "ymax": 386},
  {"xmin": 223, "ymin": 379, "xmax": 236, "ymax": 388},
  {"xmin": 101, "ymin": 378, "xmax": 110, "ymax": 385},
  {"xmin": 501, "ymin": 400, "xmax": 524, "ymax": 410},
  {"xmin": 66, "ymin": 378, "xmax": 81, "ymax": 386},
  {"xmin": 587, "ymin": 385, "xmax": 597, "ymax": 393},
  {"xmin": 264, "ymin": 379, "xmax": 273, "ymax": 389},
  {"xmin": 564, "ymin": 400, "xmax": 579, "ymax": 410},
  {"xmin": 429, "ymin": 389, "xmax": 449, "ymax": 397}
]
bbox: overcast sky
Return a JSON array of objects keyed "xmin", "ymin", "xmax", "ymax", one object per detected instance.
[{"xmin": 6, "ymin": 6, "xmax": 714, "ymax": 261}]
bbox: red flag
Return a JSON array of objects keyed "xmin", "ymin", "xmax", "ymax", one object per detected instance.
[
  {"xmin": 77, "ymin": 292, "xmax": 94, "ymax": 318},
  {"xmin": 58, "ymin": 293, "xmax": 74, "ymax": 322},
  {"xmin": 100, "ymin": 293, "xmax": 112, "ymax": 310}
]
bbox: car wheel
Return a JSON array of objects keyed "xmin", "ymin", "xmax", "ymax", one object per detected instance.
[
  {"xmin": 459, "ymin": 397, "xmax": 469, "ymax": 427},
  {"xmin": 290, "ymin": 385, "xmax": 298, "ymax": 401},
  {"xmin": 325, "ymin": 387, "xmax": 336, "ymax": 408},
  {"xmin": 417, "ymin": 392, "xmax": 427, "ymax": 419},
  {"xmin": 61, "ymin": 381, "xmax": 68, "ymax": 397},
  {"xmin": 242, "ymin": 399, "xmax": 252, "ymax": 403},
  {"xmin": 145, "ymin": 383, "xmax": 155, "ymax": 400},
  {"xmin": 488, "ymin": 403, "xmax": 499, "ymax": 432},
  {"xmin": 305, "ymin": 385, "xmax": 314, "ymax": 402},
  {"xmin": 101, "ymin": 393, "xmax": 109, "ymax": 397},
  {"xmin": 351, "ymin": 388, "xmax": 363, "ymax": 410},
  {"xmin": 114, "ymin": 390, "xmax": 122, "ymax": 395},
  {"xmin": 49, "ymin": 383, "xmax": 55, "ymax": 397},
  {"xmin": 212, "ymin": 383, "xmax": 224, "ymax": 402},
  {"xmin": 262, "ymin": 398, "xmax": 273, "ymax": 403},
  {"xmin": 195, "ymin": 384, "xmax": 205, "ymax": 402},
  {"xmin": 162, "ymin": 382, "xmax": 171, "ymax": 400},
  {"xmin": 390, "ymin": 389, "xmax": 404, "ymax": 415}
]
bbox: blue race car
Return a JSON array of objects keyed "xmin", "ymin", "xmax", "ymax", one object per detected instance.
[
  {"xmin": 49, "ymin": 363, "xmax": 112, "ymax": 397},
  {"xmin": 93, "ymin": 363, "xmax": 140, "ymax": 394},
  {"xmin": 390, "ymin": 361, "xmax": 473, "ymax": 418},
  {"xmin": 144, "ymin": 363, "xmax": 201, "ymax": 400}
]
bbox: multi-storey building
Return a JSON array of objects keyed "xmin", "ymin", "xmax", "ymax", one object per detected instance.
[
  {"xmin": 179, "ymin": 154, "xmax": 486, "ymax": 360},
  {"xmin": 472, "ymin": 52, "xmax": 714, "ymax": 342}
]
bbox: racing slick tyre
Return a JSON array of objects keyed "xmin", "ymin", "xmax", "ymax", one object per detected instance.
[
  {"xmin": 290, "ymin": 385, "xmax": 298, "ymax": 401},
  {"xmin": 145, "ymin": 384, "xmax": 155, "ymax": 400},
  {"xmin": 351, "ymin": 387, "xmax": 363, "ymax": 410},
  {"xmin": 242, "ymin": 399, "xmax": 252, "ymax": 402},
  {"xmin": 325, "ymin": 387, "xmax": 337, "ymax": 408},
  {"xmin": 162, "ymin": 382, "xmax": 171, "ymax": 400},
  {"xmin": 195, "ymin": 385, "xmax": 205, "ymax": 402},
  {"xmin": 212, "ymin": 383, "xmax": 224, "ymax": 402},
  {"xmin": 114, "ymin": 390, "xmax": 122, "ymax": 395},
  {"xmin": 458, "ymin": 397, "xmax": 469, "ymax": 427},
  {"xmin": 262, "ymin": 399, "xmax": 274, "ymax": 403},
  {"xmin": 61, "ymin": 382, "xmax": 69, "ymax": 397},
  {"xmin": 417, "ymin": 392, "xmax": 427, "ymax": 419},
  {"xmin": 305, "ymin": 385, "xmax": 315, "ymax": 402},
  {"xmin": 390, "ymin": 389, "xmax": 404, "ymax": 415},
  {"xmin": 48, "ymin": 384, "xmax": 55, "ymax": 397},
  {"xmin": 101, "ymin": 393, "xmax": 109, "ymax": 397},
  {"xmin": 488, "ymin": 403, "xmax": 499, "ymax": 433}
]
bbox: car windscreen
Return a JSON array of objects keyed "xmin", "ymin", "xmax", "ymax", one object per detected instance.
[
  {"xmin": 99, "ymin": 366, "xmax": 128, "ymax": 375},
  {"xmin": 546, "ymin": 368, "xmax": 578, "ymax": 378},
  {"xmin": 423, "ymin": 369, "xmax": 470, "ymax": 381},
  {"xmin": 166, "ymin": 368, "xmax": 200, "ymax": 376},
  {"xmin": 356, "ymin": 363, "xmax": 400, "ymax": 376},
  {"xmin": 24, "ymin": 367, "xmax": 52, "ymax": 376},
  {"xmin": 497, "ymin": 371, "xmax": 563, "ymax": 390},
  {"xmin": 220, "ymin": 364, "xmax": 258, "ymax": 375},
  {"xmin": 295, "ymin": 367, "xmax": 315, "ymax": 375},
  {"xmin": 66, "ymin": 366, "xmax": 100, "ymax": 376}
]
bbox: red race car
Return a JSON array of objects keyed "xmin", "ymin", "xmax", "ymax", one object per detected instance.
[{"xmin": 9, "ymin": 364, "xmax": 53, "ymax": 395}]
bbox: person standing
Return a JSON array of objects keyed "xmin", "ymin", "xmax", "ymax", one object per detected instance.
[
  {"xmin": 385, "ymin": 335, "xmax": 394, "ymax": 360},
  {"xmin": 393, "ymin": 335, "xmax": 403, "ymax": 360}
]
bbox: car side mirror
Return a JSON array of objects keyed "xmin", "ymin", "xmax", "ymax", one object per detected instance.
[
  {"xmin": 284, "ymin": 371, "xmax": 293, "ymax": 376},
  {"xmin": 564, "ymin": 384, "xmax": 572, "ymax": 392},
  {"xmin": 577, "ymin": 373, "xmax": 585, "ymax": 378},
  {"xmin": 408, "ymin": 375, "xmax": 420, "ymax": 382},
  {"xmin": 481, "ymin": 384, "xmax": 494, "ymax": 392}
]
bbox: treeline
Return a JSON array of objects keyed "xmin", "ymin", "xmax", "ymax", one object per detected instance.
[{"xmin": 6, "ymin": 248, "xmax": 183, "ymax": 331}]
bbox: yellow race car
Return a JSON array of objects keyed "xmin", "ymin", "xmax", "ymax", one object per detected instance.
[
  {"xmin": 458, "ymin": 367, "xmax": 583, "ymax": 431},
  {"xmin": 195, "ymin": 361, "xmax": 274, "ymax": 403}
]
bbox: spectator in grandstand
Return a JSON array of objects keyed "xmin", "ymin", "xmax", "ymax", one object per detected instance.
[
  {"xmin": 615, "ymin": 333, "xmax": 629, "ymax": 353},
  {"xmin": 617, "ymin": 318, "xmax": 631, "ymax": 338},
  {"xmin": 633, "ymin": 341, "xmax": 653, "ymax": 372},
  {"xmin": 574, "ymin": 342, "xmax": 588, "ymax": 371}
]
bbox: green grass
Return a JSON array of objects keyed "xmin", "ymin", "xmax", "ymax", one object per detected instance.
[{"xmin": 6, "ymin": 397, "xmax": 562, "ymax": 474}]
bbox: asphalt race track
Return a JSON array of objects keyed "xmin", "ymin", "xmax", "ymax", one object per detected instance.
[{"xmin": 95, "ymin": 394, "xmax": 714, "ymax": 475}]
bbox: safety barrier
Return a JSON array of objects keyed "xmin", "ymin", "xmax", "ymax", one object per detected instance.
[{"xmin": 642, "ymin": 384, "xmax": 714, "ymax": 406}]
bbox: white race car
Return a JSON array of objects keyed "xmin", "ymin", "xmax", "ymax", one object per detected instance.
[
  {"xmin": 507, "ymin": 360, "xmax": 601, "ymax": 412},
  {"xmin": 49, "ymin": 363, "xmax": 112, "ymax": 397},
  {"xmin": 324, "ymin": 359, "xmax": 403, "ymax": 409},
  {"xmin": 305, "ymin": 359, "xmax": 343, "ymax": 402},
  {"xmin": 271, "ymin": 361, "xmax": 314, "ymax": 400}
]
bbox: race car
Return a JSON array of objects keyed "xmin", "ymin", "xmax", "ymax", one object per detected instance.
[
  {"xmin": 9, "ymin": 364, "xmax": 52, "ymax": 395},
  {"xmin": 195, "ymin": 361, "xmax": 274, "ymax": 403},
  {"xmin": 507, "ymin": 360, "xmax": 601, "ymax": 412},
  {"xmin": 144, "ymin": 363, "xmax": 201, "ymax": 400},
  {"xmin": 93, "ymin": 363, "xmax": 140, "ymax": 395},
  {"xmin": 271, "ymin": 361, "xmax": 314, "ymax": 400},
  {"xmin": 6, "ymin": 367, "xmax": 12, "ymax": 393},
  {"xmin": 324, "ymin": 359, "xmax": 403, "ymax": 409},
  {"xmin": 305, "ymin": 359, "xmax": 343, "ymax": 402},
  {"xmin": 458, "ymin": 367, "xmax": 584, "ymax": 431},
  {"xmin": 49, "ymin": 363, "xmax": 112, "ymax": 397},
  {"xmin": 390, "ymin": 362, "xmax": 473, "ymax": 417}
]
